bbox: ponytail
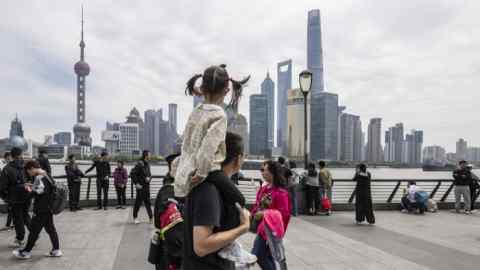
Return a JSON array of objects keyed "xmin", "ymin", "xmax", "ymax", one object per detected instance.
[
  {"xmin": 185, "ymin": 74, "xmax": 203, "ymax": 96},
  {"xmin": 228, "ymin": 75, "xmax": 250, "ymax": 109}
]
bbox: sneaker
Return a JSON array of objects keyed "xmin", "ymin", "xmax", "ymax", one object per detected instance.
[
  {"xmin": 134, "ymin": 219, "xmax": 140, "ymax": 224},
  {"xmin": 12, "ymin": 249, "xmax": 31, "ymax": 259},
  {"xmin": 9, "ymin": 239, "xmax": 25, "ymax": 248},
  {"xmin": 45, "ymin": 249, "xmax": 63, "ymax": 257},
  {"xmin": 465, "ymin": 210, "xmax": 472, "ymax": 215},
  {"xmin": 401, "ymin": 209, "xmax": 408, "ymax": 213}
]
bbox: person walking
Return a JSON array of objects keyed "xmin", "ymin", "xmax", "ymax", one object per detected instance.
[
  {"xmin": 85, "ymin": 152, "xmax": 111, "ymax": 210},
  {"xmin": 36, "ymin": 149, "xmax": 52, "ymax": 177},
  {"xmin": 452, "ymin": 160, "xmax": 472, "ymax": 214},
  {"xmin": 132, "ymin": 150, "xmax": 153, "ymax": 224},
  {"xmin": 113, "ymin": 161, "xmax": 128, "ymax": 209},
  {"xmin": 353, "ymin": 163, "xmax": 375, "ymax": 225},
  {"xmin": 302, "ymin": 162, "xmax": 320, "ymax": 215},
  {"xmin": 65, "ymin": 154, "xmax": 84, "ymax": 211},
  {"xmin": 13, "ymin": 160, "xmax": 62, "ymax": 259},
  {"xmin": 1, "ymin": 152, "xmax": 14, "ymax": 231},
  {"xmin": 251, "ymin": 161, "xmax": 292, "ymax": 270},
  {"xmin": 318, "ymin": 160, "xmax": 333, "ymax": 215},
  {"xmin": 0, "ymin": 147, "xmax": 31, "ymax": 247}
]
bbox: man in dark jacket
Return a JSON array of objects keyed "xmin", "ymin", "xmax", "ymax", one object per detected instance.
[
  {"xmin": 452, "ymin": 160, "xmax": 473, "ymax": 214},
  {"xmin": 36, "ymin": 149, "xmax": 52, "ymax": 177},
  {"xmin": 0, "ymin": 147, "xmax": 31, "ymax": 247},
  {"xmin": 467, "ymin": 164, "xmax": 479, "ymax": 211},
  {"xmin": 85, "ymin": 152, "xmax": 111, "ymax": 210},
  {"xmin": 132, "ymin": 150, "xmax": 153, "ymax": 224},
  {"xmin": 65, "ymin": 154, "xmax": 84, "ymax": 211},
  {"xmin": 13, "ymin": 160, "xmax": 62, "ymax": 259}
]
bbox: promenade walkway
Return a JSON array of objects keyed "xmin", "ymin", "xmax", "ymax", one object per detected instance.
[{"xmin": 1, "ymin": 209, "xmax": 480, "ymax": 270}]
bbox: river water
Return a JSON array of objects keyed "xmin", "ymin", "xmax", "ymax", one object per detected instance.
[{"xmin": 49, "ymin": 164, "xmax": 480, "ymax": 180}]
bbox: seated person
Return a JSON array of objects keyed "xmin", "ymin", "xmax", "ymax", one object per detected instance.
[{"xmin": 401, "ymin": 181, "xmax": 426, "ymax": 214}]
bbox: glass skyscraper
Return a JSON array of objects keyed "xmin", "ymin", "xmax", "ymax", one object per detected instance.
[
  {"xmin": 249, "ymin": 94, "xmax": 268, "ymax": 156},
  {"xmin": 261, "ymin": 72, "xmax": 275, "ymax": 150},
  {"xmin": 307, "ymin": 9, "xmax": 325, "ymax": 93},
  {"xmin": 276, "ymin": 60, "xmax": 292, "ymax": 154},
  {"xmin": 310, "ymin": 92, "xmax": 339, "ymax": 161}
]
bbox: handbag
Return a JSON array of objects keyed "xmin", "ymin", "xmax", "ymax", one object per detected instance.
[
  {"xmin": 321, "ymin": 195, "xmax": 331, "ymax": 210},
  {"xmin": 148, "ymin": 231, "xmax": 165, "ymax": 265}
]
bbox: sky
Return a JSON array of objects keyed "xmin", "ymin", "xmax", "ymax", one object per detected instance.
[{"xmin": 1, "ymin": 0, "xmax": 479, "ymax": 152}]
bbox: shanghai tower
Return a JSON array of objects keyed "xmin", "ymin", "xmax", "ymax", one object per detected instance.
[
  {"xmin": 307, "ymin": 9, "xmax": 325, "ymax": 93},
  {"xmin": 73, "ymin": 6, "xmax": 92, "ymax": 146}
]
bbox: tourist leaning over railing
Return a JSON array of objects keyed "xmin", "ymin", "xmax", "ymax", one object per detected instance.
[
  {"xmin": 65, "ymin": 154, "xmax": 84, "ymax": 212},
  {"xmin": 353, "ymin": 163, "xmax": 375, "ymax": 225},
  {"xmin": 452, "ymin": 160, "xmax": 472, "ymax": 214},
  {"xmin": 251, "ymin": 160, "xmax": 291, "ymax": 270}
]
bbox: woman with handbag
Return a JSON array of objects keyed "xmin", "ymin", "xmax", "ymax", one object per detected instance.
[{"xmin": 251, "ymin": 161, "xmax": 291, "ymax": 270}]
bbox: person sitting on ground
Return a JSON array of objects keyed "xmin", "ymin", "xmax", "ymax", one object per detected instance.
[
  {"xmin": 13, "ymin": 160, "xmax": 62, "ymax": 259},
  {"xmin": 353, "ymin": 163, "xmax": 375, "ymax": 225},
  {"xmin": 113, "ymin": 161, "xmax": 128, "ymax": 209},
  {"xmin": 401, "ymin": 181, "xmax": 425, "ymax": 214},
  {"xmin": 173, "ymin": 65, "xmax": 254, "ymax": 266},
  {"xmin": 183, "ymin": 132, "xmax": 252, "ymax": 270}
]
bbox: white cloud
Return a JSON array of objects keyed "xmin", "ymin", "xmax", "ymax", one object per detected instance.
[{"xmin": 1, "ymin": 0, "xmax": 479, "ymax": 152}]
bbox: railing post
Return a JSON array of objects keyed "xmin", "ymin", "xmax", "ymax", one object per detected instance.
[
  {"xmin": 387, "ymin": 180, "xmax": 402, "ymax": 203},
  {"xmin": 348, "ymin": 187, "xmax": 356, "ymax": 204},
  {"xmin": 441, "ymin": 182, "xmax": 455, "ymax": 202},
  {"xmin": 430, "ymin": 181, "xmax": 442, "ymax": 198},
  {"xmin": 86, "ymin": 177, "xmax": 91, "ymax": 202}
]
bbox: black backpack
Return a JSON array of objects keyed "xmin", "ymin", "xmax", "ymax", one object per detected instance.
[{"xmin": 46, "ymin": 176, "xmax": 68, "ymax": 215}]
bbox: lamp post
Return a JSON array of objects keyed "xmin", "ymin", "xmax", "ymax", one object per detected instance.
[{"xmin": 299, "ymin": 70, "xmax": 313, "ymax": 169}]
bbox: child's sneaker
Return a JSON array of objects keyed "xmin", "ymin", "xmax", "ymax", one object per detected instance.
[
  {"xmin": 12, "ymin": 249, "xmax": 31, "ymax": 259},
  {"xmin": 45, "ymin": 249, "xmax": 63, "ymax": 257},
  {"xmin": 9, "ymin": 239, "xmax": 25, "ymax": 248},
  {"xmin": 219, "ymin": 240, "xmax": 257, "ymax": 264}
]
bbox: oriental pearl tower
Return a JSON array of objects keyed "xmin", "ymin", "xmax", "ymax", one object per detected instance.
[{"xmin": 73, "ymin": 6, "xmax": 92, "ymax": 146}]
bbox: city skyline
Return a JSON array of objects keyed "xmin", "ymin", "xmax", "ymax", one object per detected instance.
[{"xmin": 1, "ymin": 1, "xmax": 480, "ymax": 152}]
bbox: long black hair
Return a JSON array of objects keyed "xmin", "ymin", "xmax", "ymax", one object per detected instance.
[
  {"xmin": 221, "ymin": 132, "xmax": 244, "ymax": 167},
  {"xmin": 185, "ymin": 64, "xmax": 250, "ymax": 109},
  {"xmin": 263, "ymin": 160, "xmax": 287, "ymax": 188},
  {"xmin": 307, "ymin": 162, "xmax": 318, "ymax": 177}
]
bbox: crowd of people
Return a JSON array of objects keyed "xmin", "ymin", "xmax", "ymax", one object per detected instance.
[{"xmin": 1, "ymin": 64, "xmax": 479, "ymax": 269}]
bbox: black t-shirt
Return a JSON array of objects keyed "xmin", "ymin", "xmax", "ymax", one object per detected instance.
[{"xmin": 183, "ymin": 172, "xmax": 235, "ymax": 270}]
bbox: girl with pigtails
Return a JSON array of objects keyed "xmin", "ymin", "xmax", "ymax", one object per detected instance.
[{"xmin": 172, "ymin": 65, "xmax": 257, "ymax": 267}]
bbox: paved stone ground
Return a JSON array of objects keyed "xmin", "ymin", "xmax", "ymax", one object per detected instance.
[{"xmin": 1, "ymin": 209, "xmax": 480, "ymax": 270}]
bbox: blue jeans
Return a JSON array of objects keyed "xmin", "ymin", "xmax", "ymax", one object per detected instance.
[
  {"xmin": 288, "ymin": 186, "xmax": 298, "ymax": 216},
  {"xmin": 252, "ymin": 235, "xmax": 275, "ymax": 270}
]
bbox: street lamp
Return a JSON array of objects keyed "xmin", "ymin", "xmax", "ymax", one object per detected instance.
[{"xmin": 299, "ymin": 70, "xmax": 313, "ymax": 169}]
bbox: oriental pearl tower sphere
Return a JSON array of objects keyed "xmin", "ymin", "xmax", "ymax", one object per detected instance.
[{"xmin": 73, "ymin": 6, "xmax": 92, "ymax": 147}]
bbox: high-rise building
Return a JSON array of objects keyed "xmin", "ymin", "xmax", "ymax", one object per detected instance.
[
  {"xmin": 337, "ymin": 106, "xmax": 346, "ymax": 160},
  {"xmin": 276, "ymin": 60, "xmax": 292, "ymax": 154},
  {"xmin": 385, "ymin": 123, "xmax": 404, "ymax": 163},
  {"xmin": 250, "ymin": 94, "xmax": 268, "ymax": 156},
  {"xmin": 307, "ymin": 9, "xmax": 325, "ymax": 93},
  {"xmin": 261, "ymin": 72, "xmax": 275, "ymax": 150},
  {"xmin": 467, "ymin": 147, "xmax": 480, "ymax": 162},
  {"xmin": 102, "ymin": 123, "xmax": 120, "ymax": 155},
  {"xmin": 339, "ymin": 113, "xmax": 362, "ymax": 161},
  {"xmin": 310, "ymin": 92, "xmax": 339, "ymax": 161},
  {"xmin": 125, "ymin": 107, "xmax": 144, "ymax": 150},
  {"xmin": 54, "ymin": 132, "xmax": 72, "ymax": 146},
  {"xmin": 456, "ymin": 138, "xmax": 468, "ymax": 161},
  {"xmin": 9, "ymin": 115, "xmax": 24, "ymax": 138},
  {"xmin": 403, "ymin": 130, "xmax": 423, "ymax": 165},
  {"xmin": 73, "ymin": 7, "xmax": 92, "ymax": 147},
  {"xmin": 118, "ymin": 123, "xmax": 139, "ymax": 155},
  {"xmin": 168, "ymin": 103, "xmax": 178, "ymax": 132},
  {"xmin": 287, "ymin": 89, "xmax": 310, "ymax": 160},
  {"xmin": 423, "ymin": 145, "xmax": 447, "ymax": 164},
  {"xmin": 366, "ymin": 118, "xmax": 383, "ymax": 163},
  {"xmin": 144, "ymin": 109, "xmax": 163, "ymax": 156},
  {"xmin": 227, "ymin": 113, "xmax": 249, "ymax": 155}
]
